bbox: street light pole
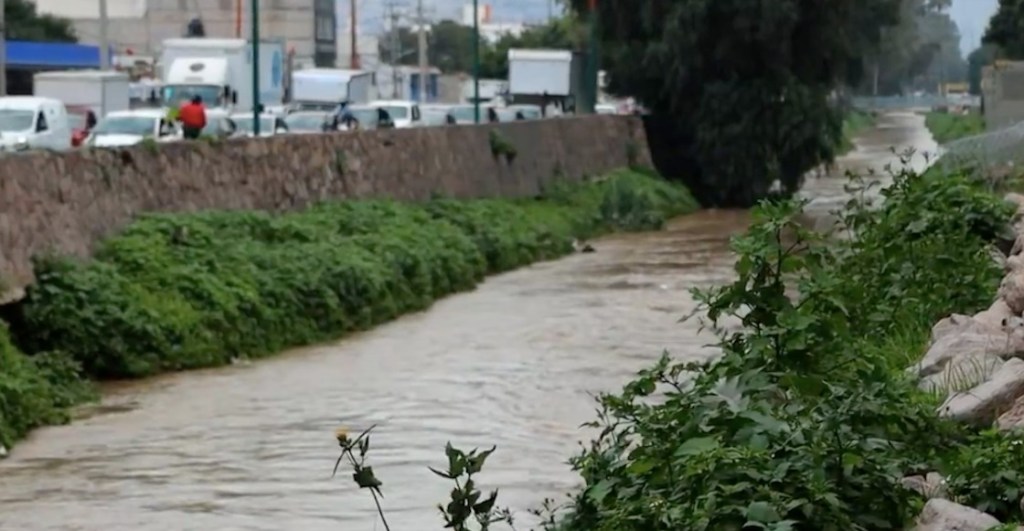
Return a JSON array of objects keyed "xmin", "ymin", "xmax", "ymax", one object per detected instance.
[
  {"xmin": 472, "ymin": 0, "xmax": 479, "ymax": 123},
  {"xmin": 99, "ymin": 0, "xmax": 110, "ymax": 69},
  {"xmin": 252, "ymin": 0, "xmax": 261, "ymax": 135},
  {"xmin": 0, "ymin": 1, "xmax": 6, "ymax": 96}
]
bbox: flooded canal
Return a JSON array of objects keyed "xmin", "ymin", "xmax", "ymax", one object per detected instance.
[{"xmin": 0, "ymin": 112, "xmax": 938, "ymax": 530}]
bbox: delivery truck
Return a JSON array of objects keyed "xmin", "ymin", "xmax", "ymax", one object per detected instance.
[
  {"xmin": 159, "ymin": 37, "xmax": 286, "ymax": 112},
  {"xmin": 290, "ymin": 68, "xmax": 375, "ymax": 111},
  {"xmin": 33, "ymin": 70, "xmax": 131, "ymax": 118}
]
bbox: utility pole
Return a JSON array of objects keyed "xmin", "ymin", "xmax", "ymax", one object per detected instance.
[
  {"xmin": 0, "ymin": 0, "xmax": 6, "ymax": 96},
  {"xmin": 99, "ymin": 0, "xmax": 111, "ymax": 69},
  {"xmin": 252, "ymin": 0, "xmax": 261, "ymax": 135},
  {"xmin": 584, "ymin": 0, "xmax": 599, "ymax": 113},
  {"xmin": 386, "ymin": 1, "xmax": 401, "ymax": 98},
  {"xmin": 417, "ymin": 0, "xmax": 427, "ymax": 102},
  {"xmin": 349, "ymin": 0, "xmax": 360, "ymax": 68},
  {"xmin": 472, "ymin": 0, "xmax": 479, "ymax": 123}
]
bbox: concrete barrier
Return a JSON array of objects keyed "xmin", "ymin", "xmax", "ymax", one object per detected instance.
[{"xmin": 0, "ymin": 115, "xmax": 650, "ymax": 294}]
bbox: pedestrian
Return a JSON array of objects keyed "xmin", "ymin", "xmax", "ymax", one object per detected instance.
[{"xmin": 177, "ymin": 95, "xmax": 207, "ymax": 140}]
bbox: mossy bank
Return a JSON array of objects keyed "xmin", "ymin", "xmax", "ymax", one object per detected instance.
[{"xmin": 0, "ymin": 168, "xmax": 697, "ymax": 449}]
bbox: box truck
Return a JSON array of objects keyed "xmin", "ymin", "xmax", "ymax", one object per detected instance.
[
  {"xmin": 33, "ymin": 70, "xmax": 131, "ymax": 118},
  {"xmin": 159, "ymin": 38, "xmax": 286, "ymax": 112},
  {"xmin": 291, "ymin": 68, "xmax": 375, "ymax": 111}
]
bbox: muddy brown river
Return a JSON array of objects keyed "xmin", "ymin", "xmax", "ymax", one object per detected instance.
[{"xmin": 0, "ymin": 112, "xmax": 937, "ymax": 530}]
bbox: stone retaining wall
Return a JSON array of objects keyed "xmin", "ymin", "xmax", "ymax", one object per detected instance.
[{"xmin": 0, "ymin": 115, "xmax": 650, "ymax": 295}]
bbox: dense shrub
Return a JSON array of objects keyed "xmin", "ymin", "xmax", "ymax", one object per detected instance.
[
  {"xmin": 13, "ymin": 168, "xmax": 697, "ymax": 381},
  {"xmin": 0, "ymin": 325, "xmax": 93, "ymax": 447},
  {"xmin": 544, "ymin": 166, "xmax": 1017, "ymax": 530},
  {"xmin": 925, "ymin": 111, "xmax": 985, "ymax": 145}
]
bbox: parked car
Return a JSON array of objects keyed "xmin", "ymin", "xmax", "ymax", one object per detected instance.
[
  {"xmin": 421, "ymin": 105, "xmax": 457, "ymax": 126},
  {"xmin": 368, "ymin": 99, "xmax": 422, "ymax": 128},
  {"xmin": 337, "ymin": 105, "xmax": 395, "ymax": 131},
  {"xmin": 507, "ymin": 104, "xmax": 543, "ymax": 120},
  {"xmin": 229, "ymin": 113, "xmax": 290, "ymax": 137},
  {"xmin": 0, "ymin": 96, "xmax": 72, "ymax": 152},
  {"xmin": 284, "ymin": 111, "xmax": 333, "ymax": 134},
  {"xmin": 86, "ymin": 109, "xmax": 179, "ymax": 147},
  {"xmin": 198, "ymin": 110, "xmax": 237, "ymax": 139},
  {"xmin": 444, "ymin": 104, "xmax": 495, "ymax": 124},
  {"xmin": 495, "ymin": 108, "xmax": 527, "ymax": 122},
  {"xmin": 595, "ymin": 103, "xmax": 619, "ymax": 115}
]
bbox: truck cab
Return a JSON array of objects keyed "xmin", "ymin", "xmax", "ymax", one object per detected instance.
[
  {"xmin": 0, "ymin": 97, "xmax": 72, "ymax": 152},
  {"xmin": 162, "ymin": 57, "xmax": 236, "ymax": 110}
]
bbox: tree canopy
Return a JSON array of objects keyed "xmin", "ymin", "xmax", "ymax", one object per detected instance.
[
  {"xmin": 565, "ymin": 0, "xmax": 961, "ymax": 206},
  {"xmin": 3, "ymin": 0, "xmax": 77, "ymax": 42},
  {"xmin": 985, "ymin": 0, "xmax": 1024, "ymax": 58}
]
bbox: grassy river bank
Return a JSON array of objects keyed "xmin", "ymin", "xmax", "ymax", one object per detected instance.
[{"xmin": 0, "ymin": 168, "xmax": 698, "ymax": 449}]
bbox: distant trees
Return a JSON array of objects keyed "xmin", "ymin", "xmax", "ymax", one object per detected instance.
[
  {"xmin": 3, "ymin": 0, "xmax": 76, "ymax": 42},
  {"xmin": 985, "ymin": 0, "xmax": 1024, "ymax": 58},
  {"xmin": 379, "ymin": 18, "xmax": 579, "ymax": 78}
]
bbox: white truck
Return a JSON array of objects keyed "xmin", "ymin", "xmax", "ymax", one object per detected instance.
[
  {"xmin": 33, "ymin": 70, "xmax": 131, "ymax": 119},
  {"xmin": 291, "ymin": 68, "xmax": 375, "ymax": 111},
  {"xmin": 507, "ymin": 48, "xmax": 578, "ymax": 114},
  {"xmin": 159, "ymin": 38, "xmax": 286, "ymax": 112}
]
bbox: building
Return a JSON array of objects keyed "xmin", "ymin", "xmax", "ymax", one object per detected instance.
[
  {"xmin": 2, "ymin": 41, "xmax": 107, "ymax": 94},
  {"xmin": 460, "ymin": 3, "xmax": 525, "ymax": 43},
  {"xmin": 30, "ymin": 0, "xmax": 338, "ymax": 69},
  {"xmin": 982, "ymin": 61, "xmax": 1024, "ymax": 130}
]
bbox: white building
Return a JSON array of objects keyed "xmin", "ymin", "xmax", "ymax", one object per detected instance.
[
  {"xmin": 31, "ymin": 0, "xmax": 338, "ymax": 68},
  {"xmin": 460, "ymin": 3, "xmax": 525, "ymax": 43}
]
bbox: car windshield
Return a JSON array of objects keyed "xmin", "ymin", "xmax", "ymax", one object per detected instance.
[
  {"xmin": 92, "ymin": 116, "xmax": 156, "ymax": 136},
  {"xmin": 162, "ymin": 84, "xmax": 223, "ymax": 107},
  {"xmin": 448, "ymin": 106, "xmax": 479, "ymax": 122},
  {"xmin": 423, "ymin": 111, "xmax": 450, "ymax": 126},
  {"xmin": 232, "ymin": 117, "xmax": 276, "ymax": 134},
  {"xmin": 377, "ymin": 105, "xmax": 408, "ymax": 119},
  {"xmin": 0, "ymin": 109, "xmax": 35, "ymax": 132},
  {"xmin": 348, "ymin": 108, "xmax": 379, "ymax": 125},
  {"xmin": 285, "ymin": 113, "xmax": 329, "ymax": 131}
]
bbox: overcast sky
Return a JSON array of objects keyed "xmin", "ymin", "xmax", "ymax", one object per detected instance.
[{"xmin": 951, "ymin": 0, "xmax": 998, "ymax": 54}]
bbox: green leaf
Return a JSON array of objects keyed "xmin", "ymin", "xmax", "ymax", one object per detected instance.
[
  {"xmin": 674, "ymin": 437, "xmax": 719, "ymax": 457},
  {"xmin": 587, "ymin": 478, "xmax": 616, "ymax": 504},
  {"xmin": 745, "ymin": 501, "xmax": 781, "ymax": 523}
]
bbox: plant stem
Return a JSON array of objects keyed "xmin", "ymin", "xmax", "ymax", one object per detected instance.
[{"xmin": 370, "ymin": 488, "xmax": 391, "ymax": 531}]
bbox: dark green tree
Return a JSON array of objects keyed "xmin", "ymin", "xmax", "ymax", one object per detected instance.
[
  {"xmin": 3, "ymin": 0, "xmax": 76, "ymax": 42},
  {"xmin": 567, "ymin": 0, "xmax": 905, "ymax": 206},
  {"xmin": 968, "ymin": 44, "xmax": 999, "ymax": 95},
  {"xmin": 985, "ymin": 0, "xmax": 1024, "ymax": 58}
]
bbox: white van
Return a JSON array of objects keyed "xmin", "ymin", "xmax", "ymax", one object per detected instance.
[
  {"xmin": 0, "ymin": 96, "xmax": 72, "ymax": 152},
  {"xmin": 369, "ymin": 99, "xmax": 422, "ymax": 128}
]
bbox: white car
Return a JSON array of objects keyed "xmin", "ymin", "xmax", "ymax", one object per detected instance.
[
  {"xmin": 368, "ymin": 99, "xmax": 422, "ymax": 128},
  {"xmin": 87, "ymin": 109, "xmax": 179, "ymax": 147},
  {"xmin": 228, "ymin": 112, "xmax": 290, "ymax": 137}
]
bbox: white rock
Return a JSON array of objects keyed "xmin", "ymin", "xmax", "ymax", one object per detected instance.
[
  {"xmin": 939, "ymin": 358, "xmax": 1024, "ymax": 426},
  {"xmin": 930, "ymin": 314, "xmax": 985, "ymax": 345},
  {"xmin": 997, "ymin": 394, "xmax": 1024, "ymax": 431},
  {"xmin": 1000, "ymin": 270, "xmax": 1024, "ymax": 314},
  {"xmin": 901, "ymin": 472, "xmax": 948, "ymax": 499},
  {"xmin": 973, "ymin": 299, "xmax": 1017, "ymax": 330},
  {"xmin": 1007, "ymin": 254, "xmax": 1024, "ymax": 273},
  {"xmin": 913, "ymin": 498, "xmax": 1001, "ymax": 530},
  {"xmin": 990, "ymin": 245, "xmax": 1009, "ymax": 271},
  {"xmin": 919, "ymin": 353, "xmax": 1004, "ymax": 398},
  {"xmin": 914, "ymin": 323, "xmax": 1024, "ymax": 378},
  {"xmin": 1004, "ymin": 192, "xmax": 1024, "ymax": 211}
]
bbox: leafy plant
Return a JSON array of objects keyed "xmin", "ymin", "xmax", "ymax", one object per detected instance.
[
  {"xmin": 944, "ymin": 430, "xmax": 1024, "ymax": 521},
  {"xmin": 542, "ymin": 164, "xmax": 1011, "ymax": 530},
  {"xmin": 488, "ymin": 130, "xmax": 518, "ymax": 163},
  {"xmin": 333, "ymin": 427, "xmax": 512, "ymax": 531}
]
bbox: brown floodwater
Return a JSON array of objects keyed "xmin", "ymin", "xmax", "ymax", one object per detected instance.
[{"xmin": 0, "ymin": 112, "xmax": 937, "ymax": 530}]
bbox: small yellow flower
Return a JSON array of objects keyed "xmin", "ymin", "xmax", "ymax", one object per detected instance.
[{"xmin": 334, "ymin": 427, "xmax": 350, "ymax": 444}]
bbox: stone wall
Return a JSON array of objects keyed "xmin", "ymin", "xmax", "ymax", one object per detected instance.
[{"xmin": 0, "ymin": 115, "xmax": 650, "ymax": 295}]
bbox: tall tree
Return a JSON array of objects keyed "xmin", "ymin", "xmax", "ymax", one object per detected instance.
[
  {"xmin": 985, "ymin": 0, "xmax": 1024, "ymax": 58},
  {"xmin": 567, "ymin": 0, "xmax": 905, "ymax": 207},
  {"xmin": 3, "ymin": 0, "xmax": 76, "ymax": 42}
]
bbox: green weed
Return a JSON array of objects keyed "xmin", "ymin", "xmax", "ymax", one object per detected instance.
[{"xmin": 926, "ymin": 110, "xmax": 986, "ymax": 145}]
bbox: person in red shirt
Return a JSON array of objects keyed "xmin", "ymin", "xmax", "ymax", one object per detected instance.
[{"xmin": 177, "ymin": 95, "xmax": 207, "ymax": 139}]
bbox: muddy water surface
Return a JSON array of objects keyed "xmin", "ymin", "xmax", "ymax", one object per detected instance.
[{"xmin": 0, "ymin": 112, "xmax": 937, "ymax": 530}]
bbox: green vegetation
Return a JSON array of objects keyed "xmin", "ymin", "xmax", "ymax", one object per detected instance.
[
  {"xmin": 530, "ymin": 166, "xmax": 1023, "ymax": 528},
  {"xmin": 926, "ymin": 110, "xmax": 986, "ymax": 144},
  {"xmin": 0, "ymin": 169, "xmax": 696, "ymax": 447},
  {"xmin": 570, "ymin": 0, "xmax": 961, "ymax": 207},
  {"xmin": 3, "ymin": 0, "xmax": 77, "ymax": 42},
  {"xmin": 838, "ymin": 110, "xmax": 877, "ymax": 155},
  {"xmin": 332, "ymin": 164, "xmax": 1024, "ymax": 529}
]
